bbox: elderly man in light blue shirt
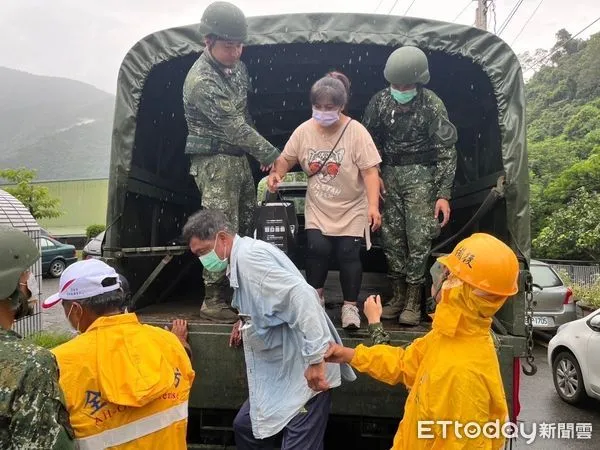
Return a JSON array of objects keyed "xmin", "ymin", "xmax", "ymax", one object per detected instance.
[{"xmin": 182, "ymin": 209, "xmax": 356, "ymax": 449}]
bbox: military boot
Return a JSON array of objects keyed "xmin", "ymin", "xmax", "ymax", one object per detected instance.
[
  {"xmin": 381, "ymin": 278, "xmax": 407, "ymax": 320},
  {"xmin": 398, "ymin": 284, "xmax": 423, "ymax": 326},
  {"xmin": 200, "ymin": 287, "xmax": 239, "ymax": 323}
]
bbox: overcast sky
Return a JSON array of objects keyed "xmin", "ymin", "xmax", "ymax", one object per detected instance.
[{"xmin": 2, "ymin": 0, "xmax": 599, "ymax": 94}]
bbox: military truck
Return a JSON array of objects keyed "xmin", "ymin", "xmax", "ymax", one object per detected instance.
[{"xmin": 102, "ymin": 13, "xmax": 536, "ymax": 449}]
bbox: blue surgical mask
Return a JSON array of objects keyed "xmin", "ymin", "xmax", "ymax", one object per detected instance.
[
  {"xmin": 312, "ymin": 108, "xmax": 340, "ymax": 127},
  {"xmin": 390, "ymin": 87, "xmax": 417, "ymax": 104},
  {"xmin": 199, "ymin": 234, "xmax": 229, "ymax": 272}
]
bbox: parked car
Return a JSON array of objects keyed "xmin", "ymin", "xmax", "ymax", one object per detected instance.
[
  {"xmin": 548, "ymin": 309, "xmax": 600, "ymax": 405},
  {"xmin": 530, "ymin": 260, "xmax": 577, "ymax": 332},
  {"xmin": 40, "ymin": 236, "xmax": 77, "ymax": 277},
  {"xmin": 82, "ymin": 230, "xmax": 105, "ymax": 259}
]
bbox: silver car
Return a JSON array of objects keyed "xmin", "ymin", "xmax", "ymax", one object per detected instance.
[
  {"xmin": 82, "ymin": 230, "xmax": 105, "ymax": 259},
  {"xmin": 530, "ymin": 260, "xmax": 577, "ymax": 332}
]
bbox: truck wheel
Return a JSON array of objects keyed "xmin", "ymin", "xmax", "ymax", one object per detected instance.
[
  {"xmin": 49, "ymin": 259, "xmax": 66, "ymax": 278},
  {"xmin": 552, "ymin": 351, "xmax": 587, "ymax": 405}
]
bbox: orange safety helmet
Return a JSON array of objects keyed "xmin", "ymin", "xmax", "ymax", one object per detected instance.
[{"xmin": 437, "ymin": 233, "xmax": 519, "ymax": 297}]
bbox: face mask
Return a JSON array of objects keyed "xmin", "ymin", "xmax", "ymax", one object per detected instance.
[
  {"xmin": 13, "ymin": 290, "xmax": 34, "ymax": 320},
  {"xmin": 199, "ymin": 234, "xmax": 229, "ymax": 272},
  {"xmin": 312, "ymin": 108, "xmax": 340, "ymax": 127},
  {"xmin": 66, "ymin": 303, "xmax": 81, "ymax": 335},
  {"xmin": 390, "ymin": 87, "xmax": 417, "ymax": 104}
]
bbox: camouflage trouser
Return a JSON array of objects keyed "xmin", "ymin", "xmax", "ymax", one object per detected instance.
[
  {"xmin": 381, "ymin": 164, "xmax": 441, "ymax": 285},
  {"xmin": 190, "ymin": 154, "xmax": 256, "ymax": 289}
]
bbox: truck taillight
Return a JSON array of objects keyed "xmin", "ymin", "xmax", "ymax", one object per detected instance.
[{"xmin": 563, "ymin": 287, "xmax": 574, "ymax": 304}]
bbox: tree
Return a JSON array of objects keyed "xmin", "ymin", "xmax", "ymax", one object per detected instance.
[
  {"xmin": 526, "ymin": 31, "xmax": 600, "ymax": 256},
  {"xmin": 550, "ymin": 28, "xmax": 585, "ymax": 63},
  {"xmin": 0, "ymin": 168, "xmax": 62, "ymax": 219},
  {"xmin": 533, "ymin": 188, "xmax": 600, "ymax": 261},
  {"xmin": 564, "ymin": 103, "xmax": 600, "ymax": 140}
]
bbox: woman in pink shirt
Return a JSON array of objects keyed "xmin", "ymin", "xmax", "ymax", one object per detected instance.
[{"xmin": 268, "ymin": 76, "xmax": 382, "ymax": 329}]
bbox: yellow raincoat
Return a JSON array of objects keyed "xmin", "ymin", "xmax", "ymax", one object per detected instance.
[
  {"xmin": 351, "ymin": 281, "xmax": 509, "ymax": 449},
  {"xmin": 52, "ymin": 313, "xmax": 195, "ymax": 450}
]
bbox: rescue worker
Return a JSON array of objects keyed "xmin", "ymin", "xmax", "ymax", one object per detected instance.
[
  {"xmin": 182, "ymin": 209, "xmax": 356, "ymax": 449},
  {"xmin": 42, "ymin": 259, "xmax": 195, "ymax": 449},
  {"xmin": 183, "ymin": 1, "xmax": 280, "ymax": 323},
  {"xmin": 0, "ymin": 225, "xmax": 75, "ymax": 449},
  {"xmin": 363, "ymin": 46, "xmax": 458, "ymax": 325},
  {"xmin": 324, "ymin": 233, "xmax": 518, "ymax": 449}
]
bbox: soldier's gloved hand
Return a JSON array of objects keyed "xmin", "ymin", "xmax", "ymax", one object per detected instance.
[{"xmin": 435, "ymin": 198, "xmax": 451, "ymax": 228}]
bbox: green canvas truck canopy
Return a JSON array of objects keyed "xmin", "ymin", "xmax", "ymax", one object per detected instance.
[
  {"xmin": 103, "ymin": 15, "xmax": 532, "ymax": 429},
  {"xmin": 105, "ymin": 12, "xmax": 530, "ymax": 293}
]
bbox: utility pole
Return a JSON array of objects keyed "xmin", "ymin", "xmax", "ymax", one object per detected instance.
[{"xmin": 475, "ymin": 0, "xmax": 488, "ymax": 30}]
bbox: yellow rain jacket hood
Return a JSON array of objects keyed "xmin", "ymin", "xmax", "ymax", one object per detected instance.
[
  {"xmin": 52, "ymin": 313, "xmax": 195, "ymax": 450},
  {"xmin": 351, "ymin": 282, "xmax": 509, "ymax": 450}
]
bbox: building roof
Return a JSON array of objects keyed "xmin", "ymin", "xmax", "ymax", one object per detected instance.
[{"xmin": 0, "ymin": 188, "xmax": 40, "ymax": 232}]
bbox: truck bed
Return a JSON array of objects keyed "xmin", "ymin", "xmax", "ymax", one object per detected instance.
[
  {"xmin": 135, "ymin": 270, "xmax": 521, "ymax": 425},
  {"xmin": 136, "ymin": 271, "xmax": 432, "ymax": 334}
]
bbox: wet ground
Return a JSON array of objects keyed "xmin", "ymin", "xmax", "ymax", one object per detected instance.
[{"xmin": 514, "ymin": 341, "xmax": 599, "ymax": 449}]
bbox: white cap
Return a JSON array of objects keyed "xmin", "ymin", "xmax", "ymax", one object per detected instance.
[{"xmin": 42, "ymin": 259, "xmax": 121, "ymax": 309}]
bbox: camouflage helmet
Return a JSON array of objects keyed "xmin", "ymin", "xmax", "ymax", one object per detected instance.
[
  {"xmin": 384, "ymin": 46, "xmax": 430, "ymax": 85},
  {"xmin": 199, "ymin": 1, "xmax": 248, "ymax": 42},
  {"xmin": 0, "ymin": 226, "xmax": 39, "ymax": 300}
]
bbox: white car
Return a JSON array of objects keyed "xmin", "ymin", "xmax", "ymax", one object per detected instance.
[
  {"xmin": 82, "ymin": 230, "xmax": 105, "ymax": 259},
  {"xmin": 547, "ymin": 309, "xmax": 600, "ymax": 404}
]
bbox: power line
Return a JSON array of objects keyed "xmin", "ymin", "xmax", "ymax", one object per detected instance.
[
  {"xmin": 510, "ymin": 0, "xmax": 545, "ymax": 46},
  {"xmin": 404, "ymin": 0, "xmax": 418, "ymax": 15},
  {"xmin": 489, "ymin": 0, "xmax": 498, "ymax": 33},
  {"xmin": 387, "ymin": 0, "xmax": 400, "ymax": 14},
  {"xmin": 524, "ymin": 15, "xmax": 600, "ymax": 72},
  {"xmin": 496, "ymin": 0, "xmax": 521, "ymax": 32},
  {"xmin": 497, "ymin": 0, "xmax": 525, "ymax": 36},
  {"xmin": 452, "ymin": 0, "xmax": 472, "ymax": 22},
  {"xmin": 373, "ymin": 0, "xmax": 385, "ymax": 13}
]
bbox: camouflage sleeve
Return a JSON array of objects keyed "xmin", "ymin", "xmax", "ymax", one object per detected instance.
[
  {"xmin": 428, "ymin": 95, "xmax": 458, "ymax": 200},
  {"xmin": 193, "ymin": 79, "xmax": 280, "ymax": 166},
  {"xmin": 11, "ymin": 352, "xmax": 75, "ymax": 449},
  {"xmin": 242, "ymin": 63, "xmax": 256, "ymax": 127},
  {"xmin": 361, "ymin": 93, "xmax": 385, "ymax": 153},
  {"xmin": 367, "ymin": 322, "xmax": 391, "ymax": 346}
]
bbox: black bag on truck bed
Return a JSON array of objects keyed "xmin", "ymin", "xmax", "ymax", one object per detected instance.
[{"xmin": 254, "ymin": 197, "xmax": 298, "ymax": 256}]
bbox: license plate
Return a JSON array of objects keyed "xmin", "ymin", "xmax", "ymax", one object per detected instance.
[{"xmin": 530, "ymin": 316, "xmax": 555, "ymax": 327}]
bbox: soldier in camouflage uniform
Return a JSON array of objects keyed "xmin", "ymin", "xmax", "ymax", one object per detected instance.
[
  {"xmin": 0, "ymin": 226, "xmax": 75, "ymax": 449},
  {"xmin": 363, "ymin": 46, "xmax": 457, "ymax": 325},
  {"xmin": 183, "ymin": 1, "xmax": 280, "ymax": 322}
]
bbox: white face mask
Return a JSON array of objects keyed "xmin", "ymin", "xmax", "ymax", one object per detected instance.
[{"xmin": 66, "ymin": 303, "xmax": 81, "ymax": 335}]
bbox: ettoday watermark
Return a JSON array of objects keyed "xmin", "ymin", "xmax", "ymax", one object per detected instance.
[{"xmin": 418, "ymin": 420, "xmax": 593, "ymax": 444}]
